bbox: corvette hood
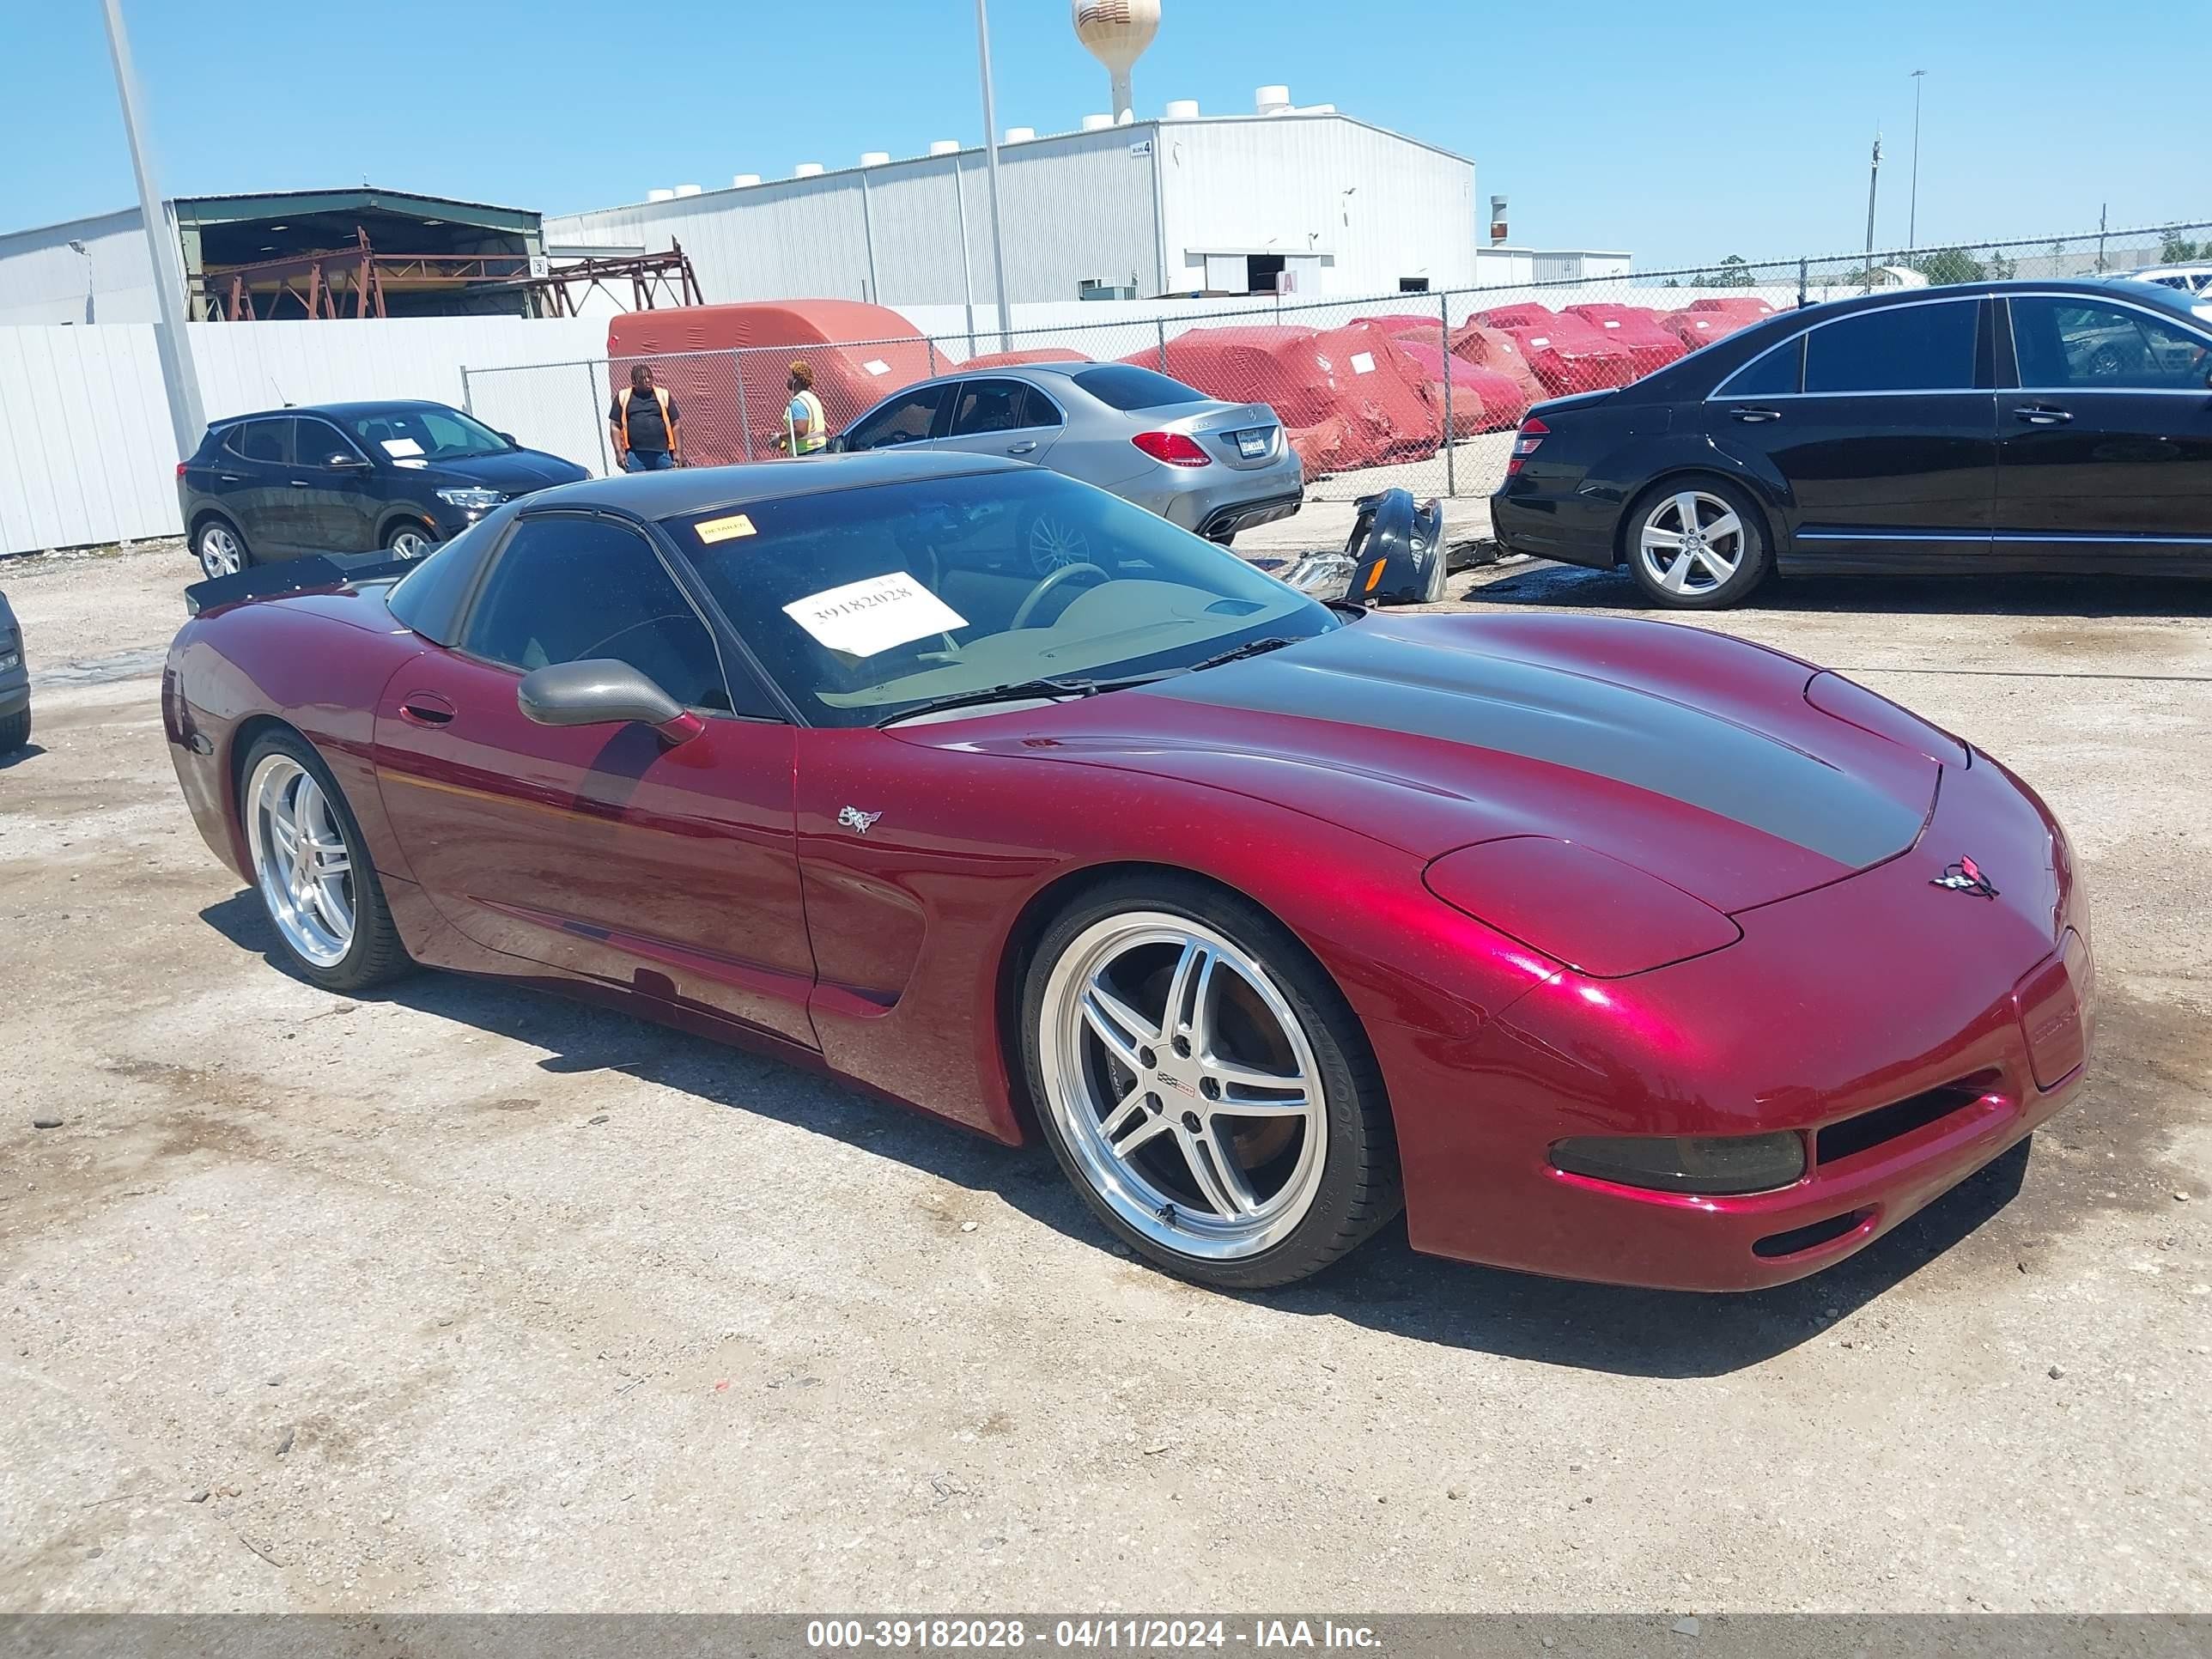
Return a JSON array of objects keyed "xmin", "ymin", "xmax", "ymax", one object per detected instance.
[{"xmin": 921, "ymin": 612, "xmax": 1942, "ymax": 915}]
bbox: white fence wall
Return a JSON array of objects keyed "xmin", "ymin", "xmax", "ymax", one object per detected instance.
[{"xmin": 0, "ymin": 316, "xmax": 605, "ymax": 556}]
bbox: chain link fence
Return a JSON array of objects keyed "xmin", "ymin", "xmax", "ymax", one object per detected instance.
[{"xmin": 462, "ymin": 221, "xmax": 2212, "ymax": 509}]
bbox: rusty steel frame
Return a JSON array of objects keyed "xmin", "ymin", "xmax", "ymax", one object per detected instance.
[{"xmin": 201, "ymin": 228, "xmax": 706, "ymax": 321}]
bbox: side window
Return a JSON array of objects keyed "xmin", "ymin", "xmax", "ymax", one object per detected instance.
[
  {"xmin": 1017, "ymin": 384, "xmax": 1064, "ymax": 428},
  {"xmin": 296, "ymin": 418, "xmax": 362, "ymax": 467},
  {"xmin": 460, "ymin": 516, "xmax": 732, "ymax": 712},
  {"xmin": 1715, "ymin": 335, "xmax": 1802, "ymax": 398},
  {"xmin": 229, "ymin": 418, "xmax": 295, "ymax": 465},
  {"xmin": 2009, "ymin": 296, "xmax": 2210, "ymax": 392},
  {"xmin": 950, "ymin": 380, "xmax": 1030, "ymax": 435},
  {"xmin": 846, "ymin": 386, "xmax": 947, "ymax": 450},
  {"xmin": 1803, "ymin": 301, "xmax": 1979, "ymax": 394}
]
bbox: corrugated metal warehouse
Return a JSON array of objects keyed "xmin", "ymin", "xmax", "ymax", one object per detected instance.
[{"xmin": 543, "ymin": 93, "xmax": 1478, "ymax": 308}]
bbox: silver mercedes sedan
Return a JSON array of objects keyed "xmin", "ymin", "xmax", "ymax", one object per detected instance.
[{"xmin": 830, "ymin": 362, "xmax": 1304, "ymax": 555}]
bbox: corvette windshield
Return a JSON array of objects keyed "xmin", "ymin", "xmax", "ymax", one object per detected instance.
[{"xmin": 665, "ymin": 471, "xmax": 1334, "ymax": 727}]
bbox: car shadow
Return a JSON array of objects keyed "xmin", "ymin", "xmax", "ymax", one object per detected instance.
[
  {"xmin": 0, "ymin": 741, "xmax": 47, "ymax": 770},
  {"xmin": 1468, "ymin": 559, "xmax": 2212, "ymax": 619},
  {"xmin": 198, "ymin": 890, "xmax": 2034, "ymax": 1379}
]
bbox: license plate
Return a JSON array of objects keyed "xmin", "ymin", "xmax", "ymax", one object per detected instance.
[{"xmin": 1236, "ymin": 429, "xmax": 1270, "ymax": 459}]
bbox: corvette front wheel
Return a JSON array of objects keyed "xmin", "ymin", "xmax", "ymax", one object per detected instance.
[{"xmin": 1023, "ymin": 878, "xmax": 1401, "ymax": 1289}]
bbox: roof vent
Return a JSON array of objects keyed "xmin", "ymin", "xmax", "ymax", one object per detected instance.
[
  {"xmin": 734, "ymin": 173, "xmax": 762, "ymax": 187},
  {"xmin": 1163, "ymin": 99, "xmax": 1200, "ymax": 118},
  {"xmin": 1080, "ymin": 112, "xmax": 1114, "ymax": 132},
  {"xmin": 860, "ymin": 150, "xmax": 891, "ymax": 167},
  {"xmin": 1255, "ymin": 84, "xmax": 1291, "ymax": 115},
  {"xmin": 794, "ymin": 162, "xmax": 825, "ymax": 177},
  {"xmin": 646, "ymin": 188, "xmax": 677, "ymax": 203},
  {"xmin": 928, "ymin": 139, "xmax": 961, "ymax": 156},
  {"xmin": 1003, "ymin": 126, "xmax": 1036, "ymax": 143},
  {"xmin": 672, "ymin": 183, "xmax": 702, "ymax": 197}
]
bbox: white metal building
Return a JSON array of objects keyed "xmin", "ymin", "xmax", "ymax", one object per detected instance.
[{"xmin": 543, "ymin": 93, "xmax": 1478, "ymax": 308}]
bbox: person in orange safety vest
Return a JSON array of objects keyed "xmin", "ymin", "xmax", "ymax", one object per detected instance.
[{"xmin": 608, "ymin": 363, "xmax": 683, "ymax": 471}]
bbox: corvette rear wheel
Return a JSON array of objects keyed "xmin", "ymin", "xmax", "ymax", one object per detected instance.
[
  {"xmin": 1023, "ymin": 877, "xmax": 1400, "ymax": 1289},
  {"xmin": 239, "ymin": 730, "xmax": 412, "ymax": 992}
]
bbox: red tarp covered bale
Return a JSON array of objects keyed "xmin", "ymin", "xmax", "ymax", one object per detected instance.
[
  {"xmin": 1468, "ymin": 305, "xmax": 1637, "ymax": 396},
  {"xmin": 1561, "ymin": 303, "xmax": 1689, "ymax": 379},
  {"xmin": 1662, "ymin": 296, "xmax": 1778, "ymax": 350},
  {"xmin": 606, "ymin": 301, "xmax": 936, "ymax": 465},
  {"xmin": 1445, "ymin": 322, "xmax": 1548, "ymax": 404},
  {"xmin": 1394, "ymin": 337, "xmax": 1529, "ymax": 434},
  {"xmin": 958, "ymin": 347, "xmax": 1091, "ymax": 369},
  {"xmin": 1131, "ymin": 321, "xmax": 1443, "ymax": 478}
]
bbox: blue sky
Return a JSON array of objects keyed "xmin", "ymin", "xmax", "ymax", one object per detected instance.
[{"xmin": 4, "ymin": 0, "xmax": 2203, "ymax": 268}]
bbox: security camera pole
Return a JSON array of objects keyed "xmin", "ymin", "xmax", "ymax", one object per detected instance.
[
  {"xmin": 101, "ymin": 0, "xmax": 204, "ymax": 459},
  {"xmin": 975, "ymin": 0, "xmax": 1013, "ymax": 350}
]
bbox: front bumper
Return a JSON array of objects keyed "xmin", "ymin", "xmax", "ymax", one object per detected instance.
[{"xmin": 1378, "ymin": 750, "xmax": 2094, "ymax": 1291}]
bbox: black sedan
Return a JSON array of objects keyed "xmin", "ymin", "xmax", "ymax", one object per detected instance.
[
  {"xmin": 1491, "ymin": 278, "xmax": 2212, "ymax": 607},
  {"xmin": 177, "ymin": 400, "xmax": 587, "ymax": 580}
]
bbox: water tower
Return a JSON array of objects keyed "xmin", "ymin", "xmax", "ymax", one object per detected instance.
[{"xmin": 1073, "ymin": 0, "xmax": 1160, "ymax": 124}]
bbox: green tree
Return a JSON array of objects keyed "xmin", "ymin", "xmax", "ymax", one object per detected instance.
[
  {"xmin": 2160, "ymin": 228, "xmax": 2210, "ymax": 263},
  {"xmin": 1692, "ymin": 254, "xmax": 1753, "ymax": 289},
  {"xmin": 1909, "ymin": 246, "xmax": 1990, "ymax": 285}
]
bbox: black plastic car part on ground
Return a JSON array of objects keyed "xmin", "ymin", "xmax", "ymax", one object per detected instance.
[
  {"xmin": 1489, "ymin": 277, "xmax": 2212, "ymax": 608},
  {"xmin": 0, "ymin": 588, "xmax": 29, "ymax": 755},
  {"xmin": 175, "ymin": 399, "xmax": 588, "ymax": 580},
  {"xmin": 1265, "ymin": 489, "xmax": 1446, "ymax": 607}
]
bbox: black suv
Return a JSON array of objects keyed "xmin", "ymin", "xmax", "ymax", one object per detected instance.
[{"xmin": 177, "ymin": 400, "xmax": 588, "ymax": 580}]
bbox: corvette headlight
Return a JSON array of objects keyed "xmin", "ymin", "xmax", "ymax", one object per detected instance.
[
  {"xmin": 1551, "ymin": 1132, "xmax": 1806, "ymax": 1195},
  {"xmin": 436, "ymin": 487, "xmax": 504, "ymax": 511}
]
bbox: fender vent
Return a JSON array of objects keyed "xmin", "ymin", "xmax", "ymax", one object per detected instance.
[{"xmin": 1815, "ymin": 1072, "xmax": 1998, "ymax": 1167}]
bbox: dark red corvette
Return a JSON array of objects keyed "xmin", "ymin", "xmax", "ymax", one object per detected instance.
[{"xmin": 163, "ymin": 453, "xmax": 2095, "ymax": 1291}]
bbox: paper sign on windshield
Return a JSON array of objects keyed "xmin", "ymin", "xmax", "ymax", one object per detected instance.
[
  {"xmin": 782, "ymin": 572, "xmax": 967, "ymax": 658},
  {"xmin": 1349, "ymin": 351, "xmax": 1376, "ymax": 374},
  {"xmin": 380, "ymin": 437, "xmax": 425, "ymax": 458}
]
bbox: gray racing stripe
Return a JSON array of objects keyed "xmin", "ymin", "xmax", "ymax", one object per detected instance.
[{"xmin": 1139, "ymin": 626, "xmax": 1929, "ymax": 867}]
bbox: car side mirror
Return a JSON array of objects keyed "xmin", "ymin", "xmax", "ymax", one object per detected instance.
[
  {"xmin": 516, "ymin": 659, "xmax": 703, "ymax": 744},
  {"xmin": 825, "ymin": 434, "xmax": 848, "ymax": 453},
  {"xmin": 325, "ymin": 451, "xmax": 371, "ymax": 470}
]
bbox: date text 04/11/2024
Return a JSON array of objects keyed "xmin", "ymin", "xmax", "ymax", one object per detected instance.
[{"xmin": 804, "ymin": 1620, "xmax": 1382, "ymax": 1650}]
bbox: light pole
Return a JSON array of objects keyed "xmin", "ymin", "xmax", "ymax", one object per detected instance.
[
  {"xmin": 974, "ymin": 0, "xmax": 1013, "ymax": 349},
  {"xmin": 100, "ymin": 0, "xmax": 204, "ymax": 459},
  {"xmin": 1907, "ymin": 70, "xmax": 1927, "ymax": 250},
  {"xmin": 1863, "ymin": 130, "xmax": 1882, "ymax": 282},
  {"xmin": 67, "ymin": 239, "xmax": 93, "ymax": 325}
]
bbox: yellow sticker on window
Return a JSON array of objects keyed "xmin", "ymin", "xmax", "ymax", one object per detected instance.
[{"xmin": 694, "ymin": 513, "xmax": 757, "ymax": 544}]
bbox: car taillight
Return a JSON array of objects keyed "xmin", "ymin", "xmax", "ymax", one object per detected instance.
[
  {"xmin": 175, "ymin": 462, "xmax": 188, "ymax": 479},
  {"xmin": 1132, "ymin": 430, "xmax": 1212, "ymax": 467},
  {"xmin": 1504, "ymin": 415, "xmax": 1548, "ymax": 477}
]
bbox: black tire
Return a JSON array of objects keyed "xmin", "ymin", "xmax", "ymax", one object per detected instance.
[
  {"xmin": 383, "ymin": 520, "xmax": 438, "ymax": 560},
  {"xmin": 192, "ymin": 517, "xmax": 253, "ymax": 581},
  {"xmin": 236, "ymin": 728, "xmax": 413, "ymax": 993},
  {"xmin": 0, "ymin": 705, "xmax": 28, "ymax": 756},
  {"xmin": 1019, "ymin": 873, "xmax": 1401, "ymax": 1291},
  {"xmin": 1621, "ymin": 475, "xmax": 1771, "ymax": 610}
]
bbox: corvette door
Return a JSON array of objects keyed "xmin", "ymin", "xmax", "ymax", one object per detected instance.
[{"xmin": 372, "ymin": 511, "xmax": 817, "ymax": 1047}]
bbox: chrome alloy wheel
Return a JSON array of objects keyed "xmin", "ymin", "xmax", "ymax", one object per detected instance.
[
  {"xmin": 1636, "ymin": 489, "xmax": 1745, "ymax": 599},
  {"xmin": 198, "ymin": 523, "xmax": 244, "ymax": 579},
  {"xmin": 387, "ymin": 525, "xmax": 434, "ymax": 560},
  {"xmin": 244, "ymin": 754, "xmax": 356, "ymax": 969},
  {"xmin": 1038, "ymin": 912, "xmax": 1328, "ymax": 1260}
]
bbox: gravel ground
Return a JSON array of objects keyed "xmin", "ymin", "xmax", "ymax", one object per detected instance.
[{"xmin": 1, "ymin": 532, "xmax": 2208, "ymax": 1615}]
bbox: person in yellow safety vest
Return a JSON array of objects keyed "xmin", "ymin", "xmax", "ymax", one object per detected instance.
[
  {"xmin": 777, "ymin": 360, "xmax": 829, "ymax": 456},
  {"xmin": 608, "ymin": 363, "xmax": 683, "ymax": 471}
]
